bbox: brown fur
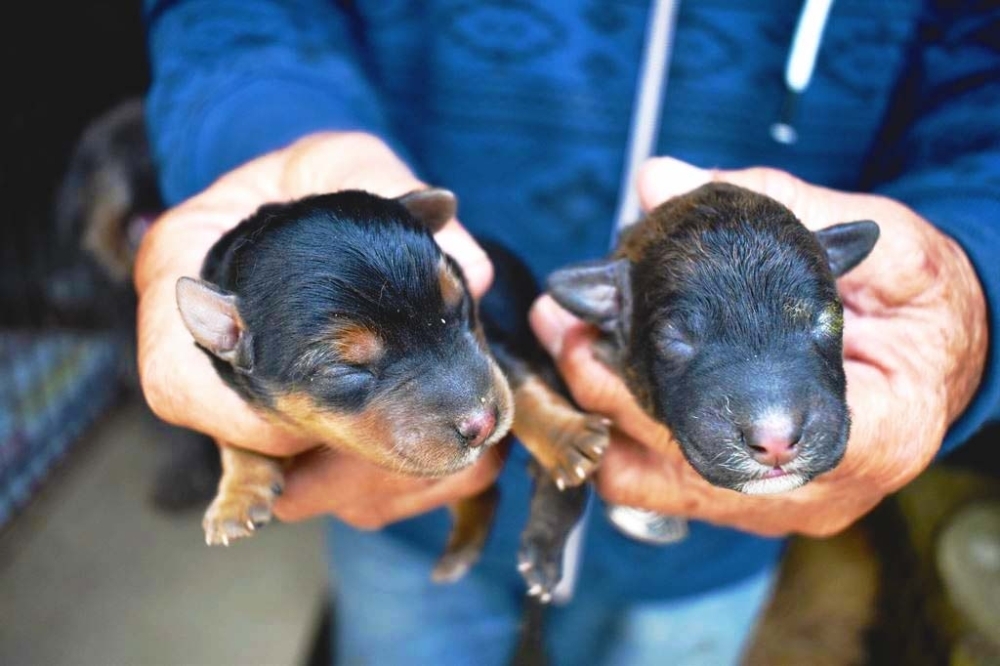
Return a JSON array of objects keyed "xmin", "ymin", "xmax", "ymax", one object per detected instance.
[
  {"xmin": 438, "ymin": 257, "xmax": 466, "ymax": 310},
  {"xmin": 432, "ymin": 485, "xmax": 501, "ymax": 583},
  {"xmin": 511, "ymin": 375, "xmax": 609, "ymax": 490},
  {"xmin": 329, "ymin": 322, "xmax": 385, "ymax": 367},
  {"xmin": 202, "ymin": 446, "xmax": 286, "ymax": 545}
]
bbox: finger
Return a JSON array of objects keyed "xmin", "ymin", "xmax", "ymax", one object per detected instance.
[
  {"xmin": 529, "ymin": 295, "xmax": 675, "ymax": 451},
  {"xmin": 278, "ymin": 132, "xmax": 422, "ymax": 200},
  {"xmin": 528, "ymin": 295, "xmax": 628, "ymax": 417},
  {"xmin": 279, "ymin": 133, "xmax": 495, "ymax": 297},
  {"xmin": 434, "ymin": 219, "xmax": 494, "ymax": 299},
  {"xmin": 529, "ymin": 293, "xmax": 587, "ymax": 360},
  {"xmin": 274, "ymin": 446, "xmax": 504, "ymax": 527},
  {"xmin": 636, "ymin": 157, "xmax": 711, "ymax": 211},
  {"xmin": 597, "ymin": 432, "xmax": 843, "ymax": 537},
  {"xmin": 137, "ymin": 279, "xmax": 312, "ymax": 456},
  {"xmin": 135, "ymin": 216, "xmax": 313, "ymax": 457},
  {"xmin": 594, "ymin": 433, "xmax": 690, "ymax": 510},
  {"xmin": 639, "ymin": 157, "xmax": 848, "ymax": 232}
]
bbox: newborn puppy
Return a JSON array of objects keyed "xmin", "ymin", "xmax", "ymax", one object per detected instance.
[
  {"xmin": 176, "ymin": 188, "xmax": 605, "ymax": 582},
  {"xmin": 507, "ymin": 182, "xmax": 880, "ymax": 606},
  {"xmin": 176, "ymin": 189, "xmax": 513, "ymax": 577},
  {"xmin": 548, "ymin": 182, "xmax": 880, "ymax": 494}
]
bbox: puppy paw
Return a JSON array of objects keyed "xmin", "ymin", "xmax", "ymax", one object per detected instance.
[
  {"xmin": 202, "ymin": 481, "xmax": 282, "ymax": 546},
  {"xmin": 517, "ymin": 530, "xmax": 564, "ymax": 604},
  {"xmin": 545, "ymin": 414, "xmax": 610, "ymax": 490},
  {"xmin": 431, "ymin": 549, "xmax": 478, "ymax": 584}
]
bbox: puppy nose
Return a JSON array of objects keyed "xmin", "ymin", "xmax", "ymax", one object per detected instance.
[
  {"xmin": 456, "ymin": 408, "xmax": 497, "ymax": 448},
  {"xmin": 743, "ymin": 413, "xmax": 801, "ymax": 467}
]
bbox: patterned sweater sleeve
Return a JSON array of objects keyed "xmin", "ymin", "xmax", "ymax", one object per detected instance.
[
  {"xmin": 143, "ymin": 0, "xmax": 402, "ymax": 205},
  {"xmin": 863, "ymin": 4, "xmax": 1000, "ymax": 453}
]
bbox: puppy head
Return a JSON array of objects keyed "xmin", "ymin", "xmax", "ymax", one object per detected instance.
[
  {"xmin": 548, "ymin": 183, "xmax": 879, "ymax": 494},
  {"xmin": 177, "ymin": 188, "xmax": 513, "ymax": 477}
]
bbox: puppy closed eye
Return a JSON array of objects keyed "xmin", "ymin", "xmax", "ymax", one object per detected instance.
[
  {"xmin": 654, "ymin": 324, "xmax": 695, "ymax": 361},
  {"xmin": 307, "ymin": 363, "xmax": 376, "ymax": 409}
]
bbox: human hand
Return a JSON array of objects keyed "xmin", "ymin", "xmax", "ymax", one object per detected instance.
[
  {"xmin": 530, "ymin": 157, "xmax": 988, "ymax": 537},
  {"xmin": 134, "ymin": 132, "xmax": 499, "ymax": 528}
]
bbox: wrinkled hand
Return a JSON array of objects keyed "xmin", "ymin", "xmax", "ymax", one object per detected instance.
[
  {"xmin": 135, "ymin": 132, "xmax": 499, "ymax": 528},
  {"xmin": 531, "ymin": 157, "xmax": 988, "ymax": 537}
]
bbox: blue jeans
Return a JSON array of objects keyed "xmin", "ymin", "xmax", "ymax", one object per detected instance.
[{"xmin": 326, "ymin": 518, "xmax": 776, "ymax": 666}]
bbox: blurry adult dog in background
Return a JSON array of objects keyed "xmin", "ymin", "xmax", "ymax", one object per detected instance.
[{"xmin": 53, "ymin": 97, "xmax": 221, "ymax": 511}]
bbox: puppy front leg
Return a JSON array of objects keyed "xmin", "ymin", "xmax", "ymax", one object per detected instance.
[
  {"xmin": 202, "ymin": 445, "xmax": 285, "ymax": 546},
  {"xmin": 511, "ymin": 373, "xmax": 609, "ymax": 490}
]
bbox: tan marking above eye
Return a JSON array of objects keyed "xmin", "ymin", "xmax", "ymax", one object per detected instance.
[
  {"xmin": 438, "ymin": 258, "xmax": 466, "ymax": 310},
  {"xmin": 330, "ymin": 322, "xmax": 384, "ymax": 366}
]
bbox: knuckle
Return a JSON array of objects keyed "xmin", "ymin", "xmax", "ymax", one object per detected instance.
[
  {"xmin": 137, "ymin": 357, "xmax": 177, "ymax": 424},
  {"xmin": 594, "ymin": 468, "xmax": 640, "ymax": 507},
  {"xmin": 559, "ymin": 355, "xmax": 620, "ymax": 414},
  {"xmin": 803, "ymin": 518, "xmax": 850, "ymax": 539},
  {"xmin": 352, "ymin": 515, "xmax": 390, "ymax": 531},
  {"xmin": 593, "ymin": 474, "xmax": 626, "ymax": 505},
  {"xmin": 338, "ymin": 507, "xmax": 389, "ymax": 531}
]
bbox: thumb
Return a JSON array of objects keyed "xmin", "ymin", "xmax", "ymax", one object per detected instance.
[
  {"xmin": 528, "ymin": 293, "xmax": 586, "ymax": 359},
  {"xmin": 638, "ymin": 156, "xmax": 823, "ymax": 227},
  {"xmin": 434, "ymin": 220, "xmax": 494, "ymax": 300},
  {"xmin": 637, "ymin": 157, "xmax": 712, "ymax": 211}
]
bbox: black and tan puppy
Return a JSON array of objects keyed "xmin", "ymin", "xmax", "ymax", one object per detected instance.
[{"xmin": 176, "ymin": 188, "xmax": 606, "ymax": 581}]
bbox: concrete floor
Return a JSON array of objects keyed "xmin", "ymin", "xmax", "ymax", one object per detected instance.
[{"xmin": 0, "ymin": 396, "xmax": 329, "ymax": 666}]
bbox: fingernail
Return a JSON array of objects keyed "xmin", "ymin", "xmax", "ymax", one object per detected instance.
[{"xmin": 638, "ymin": 157, "xmax": 710, "ymax": 210}]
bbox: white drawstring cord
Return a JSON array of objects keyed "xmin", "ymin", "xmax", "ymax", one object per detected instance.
[
  {"xmin": 611, "ymin": 0, "xmax": 681, "ymax": 236},
  {"xmin": 771, "ymin": 0, "xmax": 835, "ymax": 144},
  {"xmin": 603, "ymin": 0, "xmax": 691, "ymax": 548}
]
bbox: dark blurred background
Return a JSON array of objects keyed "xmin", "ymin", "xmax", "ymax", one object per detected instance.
[
  {"xmin": 2, "ymin": 0, "xmax": 150, "ymax": 327},
  {"xmin": 0, "ymin": 5, "xmax": 331, "ymax": 665}
]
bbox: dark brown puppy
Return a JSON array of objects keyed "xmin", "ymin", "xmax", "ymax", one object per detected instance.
[
  {"xmin": 176, "ymin": 188, "xmax": 606, "ymax": 581},
  {"xmin": 550, "ymin": 182, "xmax": 880, "ymax": 495},
  {"xmin": 513, "ymin": 182, "xmax": 881, "ymax": 602}
]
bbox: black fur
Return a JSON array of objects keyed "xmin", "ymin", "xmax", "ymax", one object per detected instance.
[
  {"xmin": 202, "ymin": 192, "xmax": 483, "ymax": 413},
  {"xmin": 180, "ymin": 189, "xmax": 512, "ymax": 481},
  {"xmin": 548, "ymin": 182, "xmax": 880, "ymax": 495}
]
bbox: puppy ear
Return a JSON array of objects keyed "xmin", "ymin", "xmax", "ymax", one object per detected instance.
[
  {"xmin": 546, "ymin": 259, "xmax": 632, "ymax": 334},
  {"xmin": 814, "ymin": 220, "xmax": 880, "ymax": 277},
  {"xmin": 396, "ymin": 188, "xmax": 457, "ymax": 233},
  {"xmin": 175, "ymin": 277, "xmax": 254, "ymax": 373}
]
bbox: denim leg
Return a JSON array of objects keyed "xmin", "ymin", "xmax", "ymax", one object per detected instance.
[
  {"xmin": 546, "ymin": 565, "xmax": 777, "ymax": 666},
  {"xmin": 325, "ymin": 519, "xmax": 523, "ymax": 666}
]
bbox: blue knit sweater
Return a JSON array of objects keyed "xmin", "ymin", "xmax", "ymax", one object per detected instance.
[{"xmin": 144, "ymin": 0, "xmax": 1000, "ymax": 601}]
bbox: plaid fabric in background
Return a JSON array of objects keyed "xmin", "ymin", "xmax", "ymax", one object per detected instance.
[{"xmin": 0, "ymin": 332, "xmax": 121, "ymax": 529}]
